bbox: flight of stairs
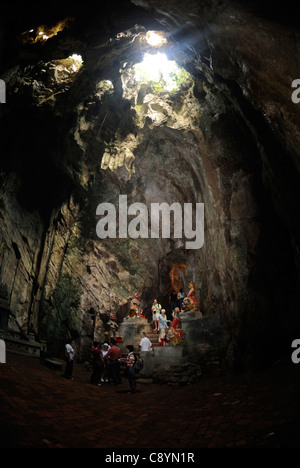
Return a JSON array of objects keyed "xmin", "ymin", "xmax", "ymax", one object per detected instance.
[
  {"xmin": 146, "ymin": 329, "xmax": 161, "ymax": 348},
  {"xmin": 134, "ymin": 328, "xmax": 161, "ymax": 350}
]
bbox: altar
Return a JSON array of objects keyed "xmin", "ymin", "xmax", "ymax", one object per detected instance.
[{"xmin": 118, "ymin": 316, "xmax": 151, "ymax": 352}]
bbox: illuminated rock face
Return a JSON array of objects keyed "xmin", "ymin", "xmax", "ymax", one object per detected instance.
[{"xmin": 0, "ymin": 0, "xmax": 299, "ymax": 368}]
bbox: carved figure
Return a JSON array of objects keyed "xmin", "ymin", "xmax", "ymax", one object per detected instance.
[
  {"xmin": 187, "ymin": 282, "xmax": 199, "ymax": 311},
  {"xmin": 128, "ymin": 293, "xmax": 141, "ymax": 317}
]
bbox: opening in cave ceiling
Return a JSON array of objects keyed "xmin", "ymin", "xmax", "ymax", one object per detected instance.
[
  {"xmin": 120, "ymin": 29, "xmax": 193, "ymax": 97},
  {"xmin": 134, "ymin": 52, "xmax": 190, "ymax": 92},
  {"xmin": 101, "ymin": 29, "xmax": 196, "ymax": 180},
  {"xmin": 19, "ymin": 17, "xmax": 74, "ymax": 44}
]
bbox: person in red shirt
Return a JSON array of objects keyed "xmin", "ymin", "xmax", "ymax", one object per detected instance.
[{"xmin": 105, "ymin": 339, "xmax": 122, "ymax": 385}]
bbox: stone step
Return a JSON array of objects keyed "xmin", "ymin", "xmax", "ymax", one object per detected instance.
[
  {"xmin": 147, "ymin": 331, "xmax": 160, "ymax": 337},
  {"xmin": 134, "ymin": 332, "xmax": 160, "ymax": 349},
  {"xmin": 143, "ymin": 333, "xmax": 160, "ymax": 346},
  {"xmin": 147, "ymin": 335, "xmax": 160, "ymax": 341},
  {"xmin": 42, "ymin": 358, "xmax": 64, "ymax": 371}
]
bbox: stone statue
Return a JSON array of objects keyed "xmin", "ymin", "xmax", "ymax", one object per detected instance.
[
  {"xmin": 186, "ymin": 282, "xmax": 199, "ymax": 311},
  {"xmin": 167, "ymin": 307, "xmax": 185, "ymax": 346},
  {"xmin": 107, "ymin": 313, "xmax": 118, "ymax": 338},
  {"xmin": 171, "ymin": 307, "xmax": 181, "ymax": 329},
  {"xmin": 128, "ymin": 293, "xmax": 141, "ymax": 318},
  {"xmin": 181, "ymin": 297, "xmax": 192, "ymax": 312}
]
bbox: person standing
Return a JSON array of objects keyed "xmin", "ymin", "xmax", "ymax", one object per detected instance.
[
  {"xmin": 169, "ymin": 290, "xmax": 178, "ymax": 313},
  {"xmin": 151, "ymin": 299, "xmax": 162, "ymax": 331},
  {"xmin": 90, "ymin": 342, "xmax": 104, "ymax": 386},
  {"xmin": 139, "ymin": 332, "xmax": 152, "ymax": 352},
  {"xmin": 178, "ymin": 288, "xmax": 185, "ymax": 309},
  {"xmin": 105, "ymin": 339, "xmax": 122, "ymax": 385},
  {"xmin": 101, "ymin": 342, "xmax": 110, "ymax": 382},
  {"xmin": 125, "ymin": 345, "xmax": 136, "ymax": 394},
  {"xmin": 158, "ymin": 309, "xmax": 170, "ymax": 344},
  {"xmin": 64, "ymin": 339, "xmax": 75, "ymax": 380}
]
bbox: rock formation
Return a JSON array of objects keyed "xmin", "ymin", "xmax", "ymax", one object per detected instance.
[{"xmin": 0, "ymin": 0, "xmax": 299, "ymax": 369}]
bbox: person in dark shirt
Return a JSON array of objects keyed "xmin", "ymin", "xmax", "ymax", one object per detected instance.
[
  {"xmin": 170, "ymin": 290, "xmax": 179, "ymax": 313},
  {"xmin": 90, "ymin": 342, "xmax": 104, "ymax": 386},
  {"xmin": 125, "ymin": 345, "xmax": 136, "ymax": 394},
  {"xmin": 106, "ymin": 339, "xmax": 122, "ymax": 385}
]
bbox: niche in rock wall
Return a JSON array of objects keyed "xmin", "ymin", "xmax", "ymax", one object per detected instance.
[
  {"xmin": 158, "ymin": 251, "xmax": 196, "ymax": 313},
  {"xmin": 169, "ymin": 264, "xmax": 186, "ymax": 292}
]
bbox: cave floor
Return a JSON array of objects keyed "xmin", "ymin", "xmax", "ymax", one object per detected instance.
[{"xmin": 1, "ymin": 351, "xmax": 300, "ymax": 449}]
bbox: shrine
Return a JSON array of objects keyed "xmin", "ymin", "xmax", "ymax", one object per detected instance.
[{"xmin": 115, "ymin": 281, "xmax": 224, "ymax": 384}]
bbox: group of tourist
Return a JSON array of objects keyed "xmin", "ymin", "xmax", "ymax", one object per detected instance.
[
  {"xmin": 89, "ymin": 341, "xmax": 113, "ymax": 386},
  {"xmin": 151, "ymin": 301, "xmax": 169, "ymax": 343},
  {"xmin": 151, "ymin": 300, "xmax": 182, "ymax": 345},
  {"xmin": 151, "ymin": 282, "xmax": 198, "ymax": 345},
  {"xmin": 64, "ymin": 283, "xmax": 198, "ymax": 390},
  {"xmin": 64, "ymin": 332, "xmax": 152, "ymax": 394},
  {"xmin": 128, "ymin": 282, "xmax": 198, "ymax": 323},
  {"xmin": 151, "ymin": 289, "xmax": 185, "ymax": 341}
]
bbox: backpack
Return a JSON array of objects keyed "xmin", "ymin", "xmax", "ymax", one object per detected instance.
[{"xmin": 133, "ymin": 354, "xmax": 143, "ymax": 373}]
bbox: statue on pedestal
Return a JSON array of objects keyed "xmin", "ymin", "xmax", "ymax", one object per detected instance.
[
  {"xmin": 128, "ymin": 293, "xmax": 141, "ymax": 318},
  {"xmin": 107, "ymin": 313, "xmax": 118, "ymax": 338},
  {"xmin": 167, "ymin": 307, "xmax": 185, "ymax": 346},
  {"xmin": 186, "ymin": 282, "xmax": 199, "ymax": 311}
]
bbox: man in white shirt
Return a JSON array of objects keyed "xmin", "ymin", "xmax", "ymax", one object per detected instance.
[
  {"xmin": 139, "ymin": 332, "xmax": 152, "ymax": 352},
  {"xmin": 64, "ymin": 339, "xmax": 75, "ymax": 379}
]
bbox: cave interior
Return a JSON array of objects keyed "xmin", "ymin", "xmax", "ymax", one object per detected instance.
[{"xmin": 0, "ymin": 0, "xmax": 300, "ymax": 371}]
